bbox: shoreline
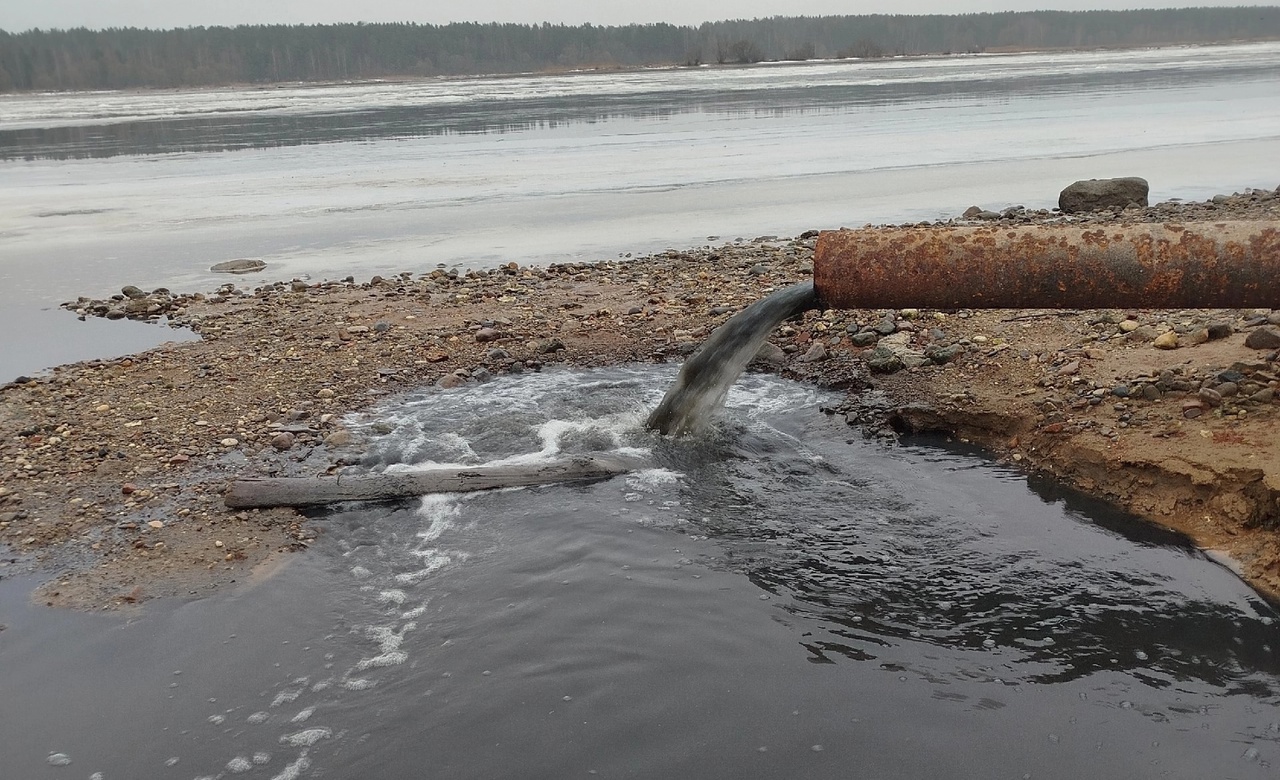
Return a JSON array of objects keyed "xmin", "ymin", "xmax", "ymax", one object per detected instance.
[
  {"xmin": 2, "ymin": 187, "xmax": 1279, "ymax": 609},
  {"xmin": 4, "ymin": 38, "xmax": 1280, "ymax": 97}
]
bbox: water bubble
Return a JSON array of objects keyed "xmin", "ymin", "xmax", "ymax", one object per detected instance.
[
  {"xmin": 1134, "ymin": 650, "xmax": 1149, "ymax": 661},
  {"xmin": 1086, "ymin": 585, "xmax": 1102, "ymax": 596},
  {"xmin": 759, "ymin": 595, "xmax": 770, "ymax": 601},
  {"xmin": 90, "ymin": 773, "xmax": 104, "ymax": 780},
  {"xmin": 982, "ymin": 639, "xmax": 996, "ymax": 649},
  {"xmin": 563, "ymin": 695, "xmax": 573, "ymax": 702},
  {"xmin": 482, "ymin": 670, "xmax": 492, "ymax": 676},
  {"xmin": 811, "ymin": 744, "xmax": 824, "ymax": 752},
  {"xmin": 757, "ymin": 747, "xmax": 769, "ymax": 753},
  {"xmin": 1047, "ymin": 733, "xmax": 1060, "ymax": 744},
  {"xmin": 1261, "ymin": 616, "xmax": 1274, "ymax": 626},
  {"xmin": 46, "ymin": 752, "xmax": 71, "ymax": 766},
  {"xmin": 1120, "ymin": 701, "xmax": 1133, "ymax": 709},
  {"xmin": 1243, "ymin": 747, "xmax": 1261, "ymax": 762},
  {"xmin": 208, "ymin": 714, "xmax": 226, "ymax": 725},
  {"xmin": 165, "ymin": 757, "xmax": 180, "ymax": 767}
]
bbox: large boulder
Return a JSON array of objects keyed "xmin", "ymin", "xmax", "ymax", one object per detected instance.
[{"xmin": 1058, "ymin": 177, "xmax": 1149, "ymax": 213}]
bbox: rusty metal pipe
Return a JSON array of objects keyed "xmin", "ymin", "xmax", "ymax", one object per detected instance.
[{"xmin": 813, "ymin": 221, "xmax": 1280, "ymax": 310}]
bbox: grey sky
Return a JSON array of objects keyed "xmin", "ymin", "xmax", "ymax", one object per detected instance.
[{"xmin": 1, "ymin": 0, "xmax": 1265, "ymax": 33}]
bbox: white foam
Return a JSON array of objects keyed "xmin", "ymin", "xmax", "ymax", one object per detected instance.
[
  {"xmin": 226, "ymin": 756, "xmax": 253, "ymax": 773},
  {"xmin": 377, "ymin": 590, "xmax": 407, "ymax": 605},
  {"xmin": 269, "ymin": 751, "xmax": 311, "ymax": 780},
  {"xmin": 342, "ymin": 678, "xmax": 376, "ymax": 690},
  {"xmin": 270, "ymin": 688, "xmax": 303, "ymax": 708},
  {"xmin": 625, "ymin": 468, "xmax": 684, "ymax": 492},
  {"xmin": 291, "ymin": 707, "xmax": 315, "ymax": 724},
  {"xmin": 279, "ymin": 727, "xmax": 332, "ymax": 747}
]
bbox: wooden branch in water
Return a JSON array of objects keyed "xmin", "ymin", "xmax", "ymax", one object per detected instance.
[{"xmin": 224, "ymin": 454, "xmax": 642, "ymax": 509}]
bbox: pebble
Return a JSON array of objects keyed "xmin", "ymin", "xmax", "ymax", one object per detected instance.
[
  {"xmin": 797, "ymin": 343, "xmax": 828, "ymax": 363},
  {"xmin": 1152, "ymin": 331, "xmax": 1180, "ymax": 349},
  {"xmin": 270, "ymin": 432, "xmax": 296, "ymax": 451}
]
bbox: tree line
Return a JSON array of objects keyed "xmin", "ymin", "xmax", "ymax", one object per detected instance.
[{"xmin": 2, "ymin": 7, "xmax": 1279, "ymax": 92}]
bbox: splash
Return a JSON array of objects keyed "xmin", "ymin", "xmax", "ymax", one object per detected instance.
[{"xmin": 647, "ymin": 282, "xmax": 819, "ymax": 435}]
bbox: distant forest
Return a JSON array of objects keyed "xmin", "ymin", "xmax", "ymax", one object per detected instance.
[{"xmin": 3, "ymin": 7, "xmax": 1280, "ymax": 92}]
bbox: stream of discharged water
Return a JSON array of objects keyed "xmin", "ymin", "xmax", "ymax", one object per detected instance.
[{"xmin": 2, "ymin": 366, "xmax": 1279, "ymax": 779}]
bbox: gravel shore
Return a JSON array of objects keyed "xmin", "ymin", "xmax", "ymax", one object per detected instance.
[{"xmin": 3, "ymin": 187, "xmax": 1280, "ymax": 609}]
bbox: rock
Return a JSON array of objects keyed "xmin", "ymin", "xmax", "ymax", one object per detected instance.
[
  {"xmin": 1118, "ymin": 319, "xmax": 1140, "ymax": 333},
  {"xmin": 1141, "ymin": 384, "xmax": 1162, "ymax": 401},
  {"xmin": 1058, "ymin": 177, "xmax": 1149, "ymax": 213},
  {"xmin": 874, "ymin": 319, "xmax": 897, "ymax": 336},
  {"xmin": 925, "ymin": 344, "xmax": 962, "ymax": 364},
  {"xmin": 1251, "ymin": 387, "xmax": 1275, "ymax": 403},
  {"xmin": 1152, "ymin": 331, "xmax": 1180, "ymax": 350},
  {"xmin": 1126, "ymin": 325, "xmax": 1157, "ymax": 343},
  {"xmin": 974, "ymin": 210, "xmax": 1002, "ymax": 220},
  {"xmin": 865, "ymin": 346, "xmax": 904, "ymax": 374},
  {"xmin": 537, "ymin": 337, "xmax": 566, "ymax": 354},
  {"xmin": 474, "ymin": 327, "xmax": 500, "ymax": 343},
  {"xmin": 962, "ymin": 206, "xmax": 983, "ymax": 218},
  {"xmin": 796, "ymin": 343, "xmax": 828, "ymax": 363},
  {"xmin": 1206, "ymin": 322, "xmax": 1233, "ymax": 340},
  {"xmin": 324, "ymin": 430, "xmax": 354, "ymax": 447},
  {"xmin": 1186, "ymin": 328, "xmax": 1210, "ymax": 346},
  {"xmin": 1215, "ymin": 382, "xmax": 1239, "ymax": 398},
  {"xmin": 754, "ymin": 342, "xmax": 786, "ymax": 365},
  {"xmin": 1057, "ymin": 359, "xmax": 1080, "ymax": 376},
  {"xmin": 270, "ymin": 432, "xmax": 296, "ymax": 451},
  {"xmin": 220, "ymin": 437, "xmax": 239, "ymax": 447},
  {"xmin": 437, "ymin": 374, "xmax": 467, "ymax": 389},
  {"xmin": 210, "ymin": 258, "xmax": 267, "ymax": 274},
  {"xmin": 1197, "ymin": 387, "xmax": 1223, "ymax": 407},
  {"xmin": 121, "ymin": 285, "xmax": 147, "ymax": 299},
  {"xmin": 316, "ymin": 388, "xmax": 335, "ymax": 399},
  {"xmin": 850, "ymin": 331, "xmax": 879, "ymax": 347},
  {"xmin": 1244, "ymin": 327, "xmax": 1280, "ymax": 350}
]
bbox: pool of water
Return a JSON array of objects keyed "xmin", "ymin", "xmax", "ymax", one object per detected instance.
[{"xmin": 2, "ymin": 367, "xmax": 1278, "ymax": 779}]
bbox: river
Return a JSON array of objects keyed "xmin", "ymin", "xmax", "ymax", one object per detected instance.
[{"xmin": 2, "ymin": 43, "xmax": 1280, "ymax": 779}]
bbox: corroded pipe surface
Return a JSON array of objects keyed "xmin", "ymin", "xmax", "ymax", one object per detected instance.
[{"xmin": 813, "ymin": 221, "xmax": 1280, "ymax": 310}]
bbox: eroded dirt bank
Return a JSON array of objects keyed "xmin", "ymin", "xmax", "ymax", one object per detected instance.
[{"xmin": 2, "ymin": 190, "xmax": 1279, "ymax": 609}]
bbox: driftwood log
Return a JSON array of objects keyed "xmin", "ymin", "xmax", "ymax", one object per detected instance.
[{"xmin": 224, "ymin": 454, "xmax": 642, "ymax": 509}]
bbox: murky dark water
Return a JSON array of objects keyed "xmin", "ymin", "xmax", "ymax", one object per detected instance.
[{"xmin": 3, "ymin": 367, "xmax": 1278, "ymax": 779}]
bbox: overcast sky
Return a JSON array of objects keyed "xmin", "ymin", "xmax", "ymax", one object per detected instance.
[{"xmin": 1, "ymin": 0, "xmax": 1266, "ymax": 33}]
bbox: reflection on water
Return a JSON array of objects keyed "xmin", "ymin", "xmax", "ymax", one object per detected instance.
[
  {"xmin": 3, "ymin": 42, "xmax": 1279, "ymax": 160},
  {"xmin": 1, "ymin": 367, "xmax": 1279, "ymax": 778}
]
